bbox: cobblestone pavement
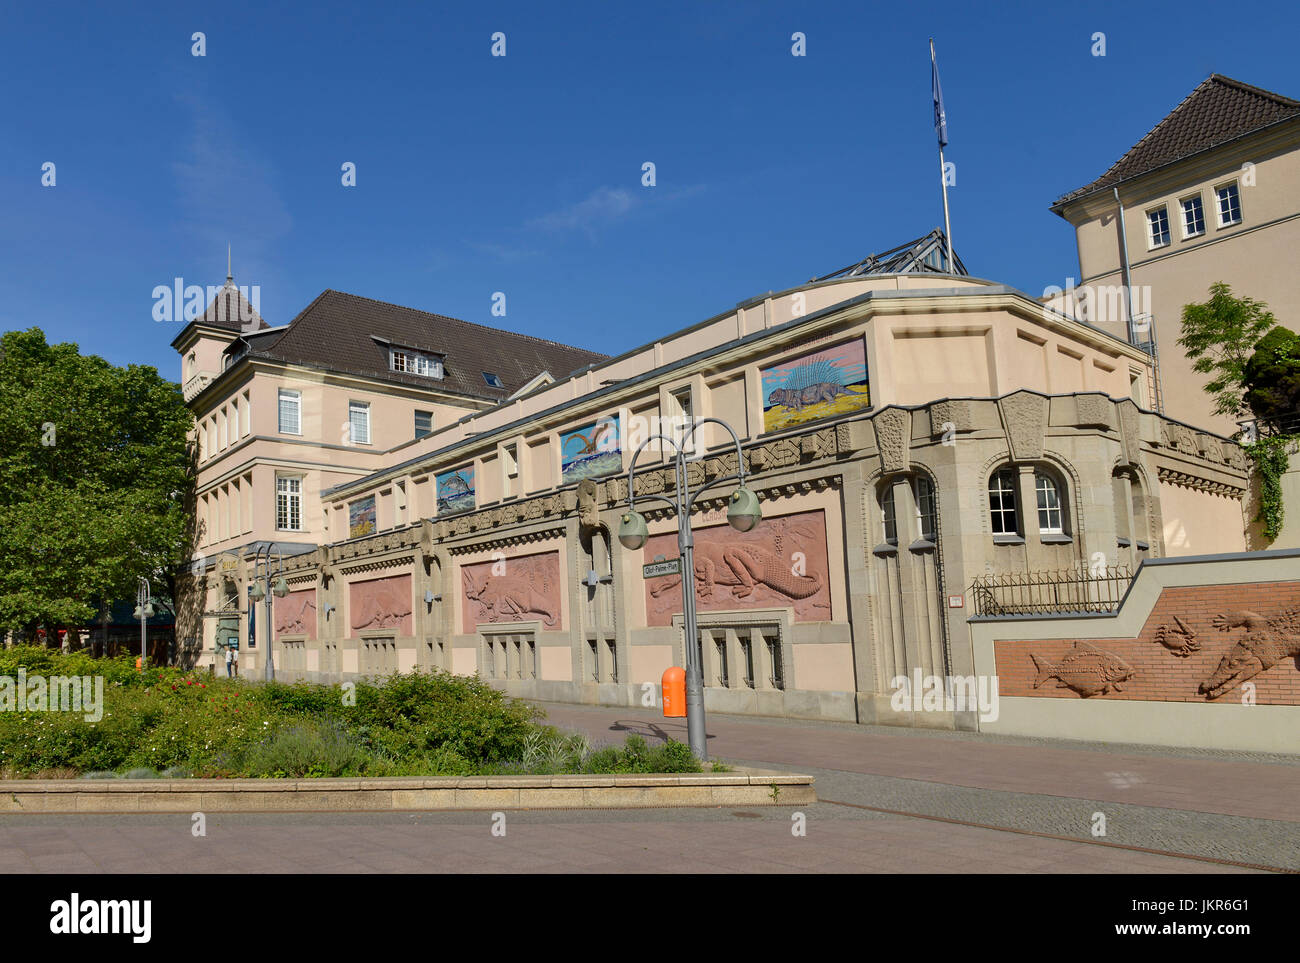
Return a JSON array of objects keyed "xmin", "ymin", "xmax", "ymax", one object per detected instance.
[{"xmin": 0, "ymin": 702, "xmax": 1293, "ymax": 873}]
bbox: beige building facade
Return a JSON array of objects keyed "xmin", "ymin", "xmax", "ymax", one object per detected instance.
[
  {"xmin": 174, "ymin": 250, "xmax": 1252, "ymax": 729},
  {"xmin": 1050, "ymin": 74, "xmax": 1300, "ymax": 435}
]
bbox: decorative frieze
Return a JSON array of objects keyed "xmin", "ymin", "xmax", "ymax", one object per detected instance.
[
  {"xmin": 1157, "ymin": 467, "xmax": 1246, "ymax": 497},
  {"xmin": 998, "ymin": 391, "xmax": 1047, "ymax": 462}
]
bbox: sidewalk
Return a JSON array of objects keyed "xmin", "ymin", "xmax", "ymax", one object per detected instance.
[{"xmin": 536, "ymin": 702, "xmax": 1300, "ymax": 824}]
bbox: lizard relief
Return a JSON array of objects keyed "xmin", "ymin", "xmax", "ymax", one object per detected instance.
[{"xmin": 643, "ymin": 509, "xmax": 831, "ymax": 625}]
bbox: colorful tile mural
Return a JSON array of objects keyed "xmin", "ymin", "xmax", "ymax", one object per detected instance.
[
  {"xmin": 560, "ymin": 417, "xmax": 621, "ymax": 484},
  {"xmin": 348, "ymin": 496, "xmax": 376, "ymax": 539},
  {"xmin": 436, "ymin": 466, "xmax": 475, "ymax": 515},
  {"xmin": 761, "ymin": 338, "xmax": 870, "ymax": 432}
]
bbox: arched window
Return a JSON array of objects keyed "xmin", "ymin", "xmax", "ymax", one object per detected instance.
[
  {"xmin": 1035, "ymin": 471, "xmax": 1064, "ymax": 534},
  {"xmin": 880, "ymin": 485, "xmax": 898, "ymax": 545},
  {"xmin": 988, "ymin": 469, "xmax": 1018, "ymax": 535},
  {"xmin": 879, "ymin": 475, "xmax": 938, "ymax": 546},
  {"xmin": 915, "ymin": 475, "xmax": 937, "ymax": 541}
]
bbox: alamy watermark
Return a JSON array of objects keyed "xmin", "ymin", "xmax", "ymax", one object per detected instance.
[
  {"xmin": 890, "ymin": 669, "xmax": 999, "ymax": 722},
  {"xmin": 0, "ymin": 668, "xmax": 104, "ymax": 722},
  {"xmin": 152, "ymin": 277, "xmax": 261, "ymax": 329}
]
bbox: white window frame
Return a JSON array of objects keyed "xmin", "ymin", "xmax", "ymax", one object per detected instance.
[
  {"xmin": 502, "ymin": 443, "xmax": 519, "ymax": 498},
  {"xmin": 1146, "ymin": 206, "xmax": 1170, "ymax": 249},
  {"xmin": 988, "ymin": 469, "xmax": 1019, "ymax": 536},
  {"xmin": 1035, "ymin": 471, "xmax": 1065, "ymax": 535},
  {"xmin": 278, "ymin": 389, "xmax": 301, "ymax": 435},
  {"xmin": 390, "ymin": 347, "xmax": 443, "ymax": 379},
  {"xmin": 275, "ymin": 474, "xmax": 303, "ymax": 532},
  {"xmin": 1215, "ymin": 181, "xmax": 1242, "ymax": 228},
  {"xmin": 349, "ymin": 401, "xmax": 371, "ymax": 445},
  {"xmin": 1180, "ymin": 193, "xmax": 1205, "ymax": 238},
  {"xmin": 880, "ymin": 485, "xmax": 897, "ymax": 545}
]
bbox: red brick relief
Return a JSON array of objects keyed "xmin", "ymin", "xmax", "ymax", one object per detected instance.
[
  {"xmin": 460, "ymin": 551, "xmax": 562, "ymax": 633},
  {"xmin": 643, "ymin": 509, "xmax": 832, "ymax": 626},
  {"xmin": 994, "ymin": 582, "xmax": 1300, "ymax": 705},
  {"xmin": 274, "ymin": 589, "xmax": 317, "ymax": 641},
  {"xmin": 349, "ymin": 574, "xmax": 413, "ymax": 636}
]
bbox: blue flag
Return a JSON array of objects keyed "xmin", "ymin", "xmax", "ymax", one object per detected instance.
[{"xmin": 931, "ymin": 41, "xmax": 948, "ymax": 149}]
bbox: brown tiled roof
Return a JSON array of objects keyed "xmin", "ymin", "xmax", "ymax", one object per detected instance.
[
  {"xmin": 198, "ymin": 278, "xmax": 269, "ymax": 332},
  {"xmin": 1052, "ymin": 75, "xmax": 1300, "ymax": 211},
  {"xmin": 242, "ymin": 289, "xmax": 607, "ymax": 400}
]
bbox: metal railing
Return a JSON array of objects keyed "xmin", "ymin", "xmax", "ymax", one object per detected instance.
[{"xmin": 969, "ymin": 565, "xmax": 1133, "ymax": 617}]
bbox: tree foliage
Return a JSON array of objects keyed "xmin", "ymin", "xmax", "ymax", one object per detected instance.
[
  {"xmin": 1177, "ymin": 282, "xmax": 1277, "ymax": 420},
  {"xmin": 0, "ymin": 328, "xmax": 194, "ymax": 635},
  {"xmin": 1243, "ymin": 325, "xmax": 1300, "ymax": 435}
]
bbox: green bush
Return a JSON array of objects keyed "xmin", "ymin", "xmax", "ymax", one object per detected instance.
[{"xmin": 0, "ymin": 653, "xmax": 705, "ymax": 777}]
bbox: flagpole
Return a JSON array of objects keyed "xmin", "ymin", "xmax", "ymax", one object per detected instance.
[
  {"xmin": 939, "ymin": 143, "xmax": 953, "ymax": 271},
  {"xmin": 931, "ymin": 38, "xmax": 954, "ymax": 272}
]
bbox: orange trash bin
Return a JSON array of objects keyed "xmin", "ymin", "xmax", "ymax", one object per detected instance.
[{"xmin": 662, "ymin": 666, "xmax": 685, "ymax": 718}]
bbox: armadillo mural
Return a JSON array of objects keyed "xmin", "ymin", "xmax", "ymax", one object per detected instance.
[
  {"xmin": 349, "ymin": 574, "xmax": 413, "ymax": 635},
  {"xmin": 461, "ymin": 551, "xmax": 563, "ymax": 633},
  {"xmin": 274, "ymin": 589, "xmax": 317, "ymax": 641},
  {"xmin": 762, "ymin": 338, "xmax": 870, "ymax": 432},
  {"xmin": 642, "ymin": 509, "xmax": 832, "ymax": 626}
]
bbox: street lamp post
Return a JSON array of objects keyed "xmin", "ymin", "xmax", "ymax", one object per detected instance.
[
  {"xmin": 616, "ymin": 418, "xmax": 761, "ymax": 760},
  {"xmin": 248, "ymin": 545, "xmax": 290, "ymax": 682},
  {"xmin": 133, "ymin": 578, "xmax": 154, "ymax": 664}
]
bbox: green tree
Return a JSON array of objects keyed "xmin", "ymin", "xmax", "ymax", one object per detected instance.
[
  {"xmin": 0, "ymin": 328, "xmax": 195, "ymax": 641},
  {"xmin": 1177, "ymin": 282, "xmax": 1276, "ymax": 420},
  {"xmin": 1243, "ymin": 326, "xmax": 1300, "ymax": 435}
]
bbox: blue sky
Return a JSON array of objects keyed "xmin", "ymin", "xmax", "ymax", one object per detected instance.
[{"xmin": 2, "ymin": 0, "xmax": 1297, "ymax": 379}]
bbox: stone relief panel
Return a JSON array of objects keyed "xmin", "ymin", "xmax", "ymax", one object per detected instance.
[
  {"xmin": 349, "ymin": 574, "xmax": 413, "ymax": 636},
  {"xmin": 642, "ymin": 509, "xmax": 832, "ymax": 627},
  {"xmin": 461, "ymin": 550, "xmax": 563, "ymax": 633},
  {"xmin": 274, "ymin": 589, "xmax": 317, "ymax": 641},
  {"xmin": 998, "ymin": 391, "xmax": 1047, "ymax": 462},
  {"xmin": 872, "ymin": 408, "xmax": 911, "ymax": 474},
  {"xmin": 994, "ymin": 582, "xmax": 1300, "ymax": 704}
]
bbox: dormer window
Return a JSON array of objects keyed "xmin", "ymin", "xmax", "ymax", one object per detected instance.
[
  {"xmin": 390, "ymin": 347, "xmax": 443, "ymax": 379},
  {"xmin": 483, "ymin": 371, "xmax": 504, "ymax": 388}
]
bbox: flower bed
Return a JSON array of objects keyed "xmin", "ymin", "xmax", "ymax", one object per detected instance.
[{"xmin": 0, "ymin": 647, "xmax": 704, "ymax": 778}]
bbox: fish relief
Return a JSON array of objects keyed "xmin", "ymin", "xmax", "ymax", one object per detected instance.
[{"xmin": 1030, "ymin": 641, "xmax": 1135, "ymax": 698}]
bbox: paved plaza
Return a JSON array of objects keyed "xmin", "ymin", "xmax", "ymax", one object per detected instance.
[{"xmin": 2, "ymin": 703, "xmax": 1296, "ymax": 873}]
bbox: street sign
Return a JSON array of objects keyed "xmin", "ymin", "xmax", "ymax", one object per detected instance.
[{"xmin": 643, "ymin": 558, "xmax": 682, "ymax": 579}]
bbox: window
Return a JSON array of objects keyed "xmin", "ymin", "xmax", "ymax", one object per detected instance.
[
  {"xmin": 278, "ymin": 389, "xmax": 301, "ymax": 435},
  {"xmin": 670, "ymin": 386, "xmax": 694, "ymax": 449},
  {"xmin": 502, "ymin": 443, "xmax": 518, "ymax": 498},
  {"xmin": 880, "ymin": 485, "xmax": 898, "ymax": 544},
  {"xmin": 241, "ymin": 391, "xmax": 251, "ymax": 436},
  {"xmin": 482, "ymin": 372, "xmax": 504, "ymax": 389},
  {"xmin": 390, "ymin": 348, "xmax": 443, "ymax": 379},
  {"xmin": 219, "ymin": 408, "xmax": 228, "ymax": 450},
  {"xmin": 1146, "ymin": 206, "xmax": 1170, "ymax": 248},
  {"xmin": 1216, "ymin": 182, "xmax": 1242, "ymax": 226},
  {"xmin": 915, "ymin": 475, "xmax": 937, "ymax": 541},
  {"xmin": 988, "ymin": 469, "xmax": 1019, "ymax": 535},
  {"xmin": 1035, "ymin": 471, "xmax": 1065, "ymax": 534},
  {"xmin": 349, "ymin": 401, "xmax": 370, "ymax": 444},
  {"xmin": 714, "ymin": 637, "xmax": 728, "ymax": 688},
  {"xmin": 276, "ymin": 475, "xmax": 302, "ymax": 531},
  {"xmin": 765, "ymin": 632, "xmax": 784, "ymax": 690},
  {"xmin": 1180, "ymin": 195, "xmax": 1205, "ymax": 237},
  {"xmin": 414, "ymin": 410, "xmax": 433, "ymax": 439}
]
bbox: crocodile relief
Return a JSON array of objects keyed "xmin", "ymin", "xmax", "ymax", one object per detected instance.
[
  {"xmin": 460, "ymin": 551, "xmax": 562, "ymax": 633},
  {"xmin": 643, "ymin": 510, "xmax": 830, "ymax": 626},
  {"xmin": 1199, "ymin": 608, "xmax": 1300, "ymax": 700}
]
